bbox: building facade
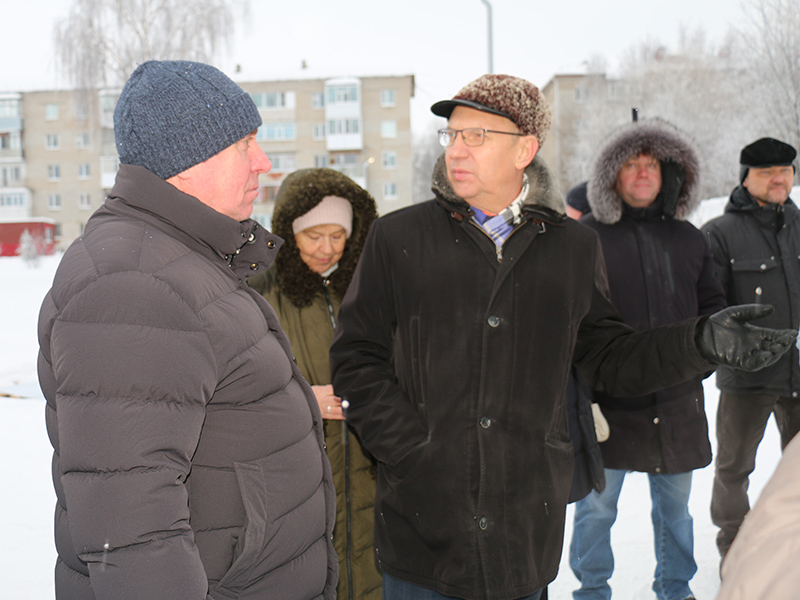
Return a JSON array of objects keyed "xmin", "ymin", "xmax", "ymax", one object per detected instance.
[{"xmin": 6, "ymin": 74, "xmax": 414, "ymax": 249}]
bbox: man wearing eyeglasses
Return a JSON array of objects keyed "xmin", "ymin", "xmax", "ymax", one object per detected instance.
[{"xmin": 330, "ymin": 74, "xmax": 796, "ymax": 600}]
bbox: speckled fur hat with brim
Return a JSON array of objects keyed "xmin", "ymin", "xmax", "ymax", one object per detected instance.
[{"xmin": 431, "ymin": 74, "xmax": 552, "ymax": 144}]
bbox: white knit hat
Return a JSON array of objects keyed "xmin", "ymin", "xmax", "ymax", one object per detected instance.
[{"xmin": 292, "ymin": 195, "xmax": 353, "ymax": 238}]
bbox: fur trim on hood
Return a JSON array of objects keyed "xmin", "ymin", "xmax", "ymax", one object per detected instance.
[
  {"xmin": 431, "ymin": 153, "xmax": 566, "ymax": 221},
  {"xmin": 271, "ymin": 168, "xmax": 378, "ymax": 307},
  {"xmin": 587, "ymin": 120, "xmax": 700, "ymax": 224}
]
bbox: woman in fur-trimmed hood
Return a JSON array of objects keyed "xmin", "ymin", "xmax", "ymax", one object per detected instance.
[
  {"xmin": 587, "ymin": 119, "xmax": 701, "ymax": 224},
  {"xmin": 570, "ymin": 120, "xmax": 725, "ymax": 600},
  {"xmin": 248, "ymin": 168, "xmax": 381, "ymax": 600}
]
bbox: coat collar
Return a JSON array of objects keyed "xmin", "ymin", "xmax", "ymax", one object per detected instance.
[
  {"xmin": 107, "ymin": 164, "xmax": 282, "ymax": 277},
  {"xmin": 725, "ymin": 184, "xmax": 799, "ymax": 230},
  {"xmin": 430, "ymin": 153, "xmax": 567, "ymax": 225}
]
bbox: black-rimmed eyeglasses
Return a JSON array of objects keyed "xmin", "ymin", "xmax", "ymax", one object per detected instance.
[{"xmin": 437, "ymin": 128, "xmax": 525, "ymax": 148}]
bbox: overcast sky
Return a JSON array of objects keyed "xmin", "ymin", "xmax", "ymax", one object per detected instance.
[{"xmin": 4, "ymin": 0, "xmax": 746, "ymax": 134}]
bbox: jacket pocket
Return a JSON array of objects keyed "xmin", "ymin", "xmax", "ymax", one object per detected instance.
[{"xmin": 216, "ymin": 432, "xmax": 326, "ymax": 594}]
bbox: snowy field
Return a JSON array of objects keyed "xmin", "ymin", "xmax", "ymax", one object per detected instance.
[{"xmin": 0, "ymin": 246, "xmax": 784, "ymax": 599}]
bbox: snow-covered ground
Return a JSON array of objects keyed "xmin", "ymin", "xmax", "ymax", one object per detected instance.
[{"xmin": 0, "ymin": 232, "xmax": 785, "ymax": 599}]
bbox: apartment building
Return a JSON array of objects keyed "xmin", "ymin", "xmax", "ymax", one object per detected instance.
[{"xmin": 10, "ymin": 74, "xmax": 414, "ymax": 249}]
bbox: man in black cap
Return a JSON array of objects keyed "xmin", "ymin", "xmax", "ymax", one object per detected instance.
[
  {"xmin": 330, "ymin": 75, "xmax": 796, "ymax": 600},
  {"xmin": 702, "ymin": 137, "xmax": 800, "ymax": 564}
]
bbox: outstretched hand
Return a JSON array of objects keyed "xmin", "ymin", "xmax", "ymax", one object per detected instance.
[{"xmin": 698, "ymin": 304, "xmax": 797, "ymax": 371}]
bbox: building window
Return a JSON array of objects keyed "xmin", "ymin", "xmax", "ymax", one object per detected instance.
[
  {"xmin": 383, "ymin": 182, "xmax": 398, "ymax": 200},
  {"xmin": 1, "ymin": 166, "xmax": 20, "ymax": 186},
  {"xmin": 251, "ymin": 91, "xmax": 294, "ymax": 109},
  {"xmin": 267, "ymin": 152, "xmax": 296, "ymax": 172},
  {"xmin": 78, "ymin": 163, "xmax": 91, "ymax": 179},
  {"xmin": 79, "ymin": 193, "xmax": 92, "ymax": 210},
  {"xmin": 381, "ymin": 89, "xmax": 396, "ymax": 107},
  {"xmin": 574, "ymin": 87, "xmax": 589, "ymax": 103},
  {"xmin": 257, "ymin": 123, "xmax": 296, "ymax": 141},
  {"xmin": 0, "ymin": 192, "xmax": 24, "ymax": 207},
  {"xmin": 0, "ymin": 132, "xmax": 21, "ymax": 150},
  {"xmin": 76, "ymin": 132, "xmax": 91, "ymax": 149},
  {"xmin": 382, "ymin": 150, "xmax": 397, "ymax": 169},
  {"xmin": 330, "ymin": 153, "xmax": 359, "ymax": 167},
  {"xmin": 327, "ymin": 85, "xmax": 359, "ymax": 104},
  {"xmin": 100, "ymin": 94, "xmax": 117, "ymax": 128},
  {"xmin": 49, "ymin": 194, "xmax": 62, "ymax": 210},
  {"xmin": 381, "ymin": 121, "xmax": 397, "ymax": 139},
  {"xmin": 0, "ymin": 98, "xmax": 20, "ymax": 118},
  {"xmin": 45, "ymin": 103, "xmax": 59, "ymax": 121},
  {"xmin": 75, "ymin": 101, "xmax": 89, "ymax": 120},
  {"xmin": 312, "ymin": 92, "xmax": 325, "ymax": 109},
  {"xmin": 328, "ymin": 119, "xmax": 360, "ymax": 135},
  {"xmin": 45, "ymin": 134, "xmax": 60, "ymax": 150},
  {"xmin": 48, "ymin": 164, "xmax": 61, "ymax": 181},
  {"xmin": 314, "ymin": 154, "xmax": 328, "ymax": 168},
  {"xmin": 312, "ymin": 123, "xmax": 326, "ymax": 140}
]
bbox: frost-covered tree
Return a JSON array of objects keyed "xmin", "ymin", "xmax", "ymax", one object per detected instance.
[
  {"xmin": 53, "ymin": 0, "xmax": 250, "ymax": 90},
  {"xmin": 413, "ymin": 119, "xmax": 446, "ymax": 203},
  {"xmin": 566, "ymin": 27, "xmax": 764, "ymax": 200},
  {"xmin": 17, "ymin": 229, "xmax": 40, "ymax": 267},
  {"xmin": 738, "ymin": 0, "xmax": 800, "ymax": 150}
]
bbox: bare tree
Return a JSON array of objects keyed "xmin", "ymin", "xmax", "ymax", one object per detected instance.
[
  {"xmin": 566, "ymin": 26, "xmax": 764, "ymax": 200},
  {"xmin": 738, "ymin": 0, "xmax": 800, "ymax": 150},
  {"xmin": 413, "ymin": 119, "xmax": 445, "ymax": 203},
  {"xmin": 53, "ymin": 0, "xmax": 250, "ymax": 90}
]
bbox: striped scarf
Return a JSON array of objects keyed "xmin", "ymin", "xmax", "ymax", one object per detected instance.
[{"xmin": 478, "ymin": 175, "xmax": 529, "ymax": 247}]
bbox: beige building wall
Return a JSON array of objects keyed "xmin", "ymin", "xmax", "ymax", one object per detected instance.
[
  {"xmin": 22, "ymin": 74, "xmax": 415, "ymax": 247},
  {"xmin": 24, "ymin": 90, "xmax": 105, "ymax": 246}
]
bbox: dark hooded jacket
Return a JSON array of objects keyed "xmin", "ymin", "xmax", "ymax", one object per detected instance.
[
  {"xmin": 330, "ymin": 153, "xmax": 716, "ymax": 600},
  {"xmin": 39, "ymin": 165, "xmax": 337, "ymax": 600},
  {"xmin": 581, "ymin": 120, "xmax": 726, "ymax": 473},
  {"xmin": 701, "ymin": 185, "xmax": 800, "ymax": 397},
  {"xmin": 248, "ymin": 168, "xmax": 381, "ymax": 600}
]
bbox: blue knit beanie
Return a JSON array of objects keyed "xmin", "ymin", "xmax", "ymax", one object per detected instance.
[{"xmin": 114, "ymin": 60, "xmax": 262, "ymax": 179}]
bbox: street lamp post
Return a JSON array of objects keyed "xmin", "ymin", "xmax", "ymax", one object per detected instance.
[{"xmin": 480, "ymin": 0, "xmax": 494, "ymax": 74}]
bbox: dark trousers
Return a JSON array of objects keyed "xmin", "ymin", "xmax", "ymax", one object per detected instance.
[{"xmin": 710, "ymin": 391, "xmax": 800, "ymax": 557}]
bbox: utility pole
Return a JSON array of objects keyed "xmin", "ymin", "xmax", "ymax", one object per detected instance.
[{"xmin": 480, "ymin": 0, "xmax": 494, "ymax": 73}]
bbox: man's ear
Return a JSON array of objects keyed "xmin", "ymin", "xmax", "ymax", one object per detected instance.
[
  {"xmin": 166, "ymin": 167, "xmax": 194, "ymax": 193},
  {"xmin": 515, "ymin": 136, "xmax": 539, "ymax": 169}
]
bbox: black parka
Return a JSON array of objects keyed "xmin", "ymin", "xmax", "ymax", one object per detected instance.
[
  {"xmin": 39, "ymin": 165, "xmax": 337, "ymax": 600},
  {"xmin": 330, "ymin": 154, "xmax": 716, "ymax": 600},
  {"xmin": 582, "ymin": 121, "xmax": 726, "ymax": 473},
  {"xmin": 702, "ymin": 185, "xmax": 800, "ymax": 397}
]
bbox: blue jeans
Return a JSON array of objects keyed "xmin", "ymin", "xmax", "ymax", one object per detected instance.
[
  {"xmin": 382, "ymin": 573, "xmax": 546, "ymax": 600},
  {"xmin": 569, "ymin": 468, "xmax": 696, "ymax": 600}
]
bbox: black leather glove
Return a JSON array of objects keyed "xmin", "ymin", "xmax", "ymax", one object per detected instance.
[{"xmin": 697, "ymin": 304, "xmax": 797, "ymax": 371}]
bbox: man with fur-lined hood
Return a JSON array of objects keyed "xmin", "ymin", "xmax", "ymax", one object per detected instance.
[
  {"xmin": 568, "ymin": 120, "xmax": 725, "ymax": 600},
  {"xmin": 328, "ymin": 75, "xmax": 795, "ymax": 600}
]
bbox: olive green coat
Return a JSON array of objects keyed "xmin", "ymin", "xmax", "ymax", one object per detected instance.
[{"xmin": 249, "ymin": 168, "xmax": 380, "ymax": 600}]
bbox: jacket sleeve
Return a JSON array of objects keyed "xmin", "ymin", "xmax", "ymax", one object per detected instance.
[
  {"xmin": 330, "ymin": 221, "xmax": 429, "ymax": 468},
  {"xmin": 696, "ymin": 227, "xmax": 728, "ymax": 315},
  {"xmin": 575, "ymin": 237, "xmax": 714, "ymax": 396},
  {"xmin": 701, "ymin": 221, "xmax": 733, "ymax": 304},
  {"xmin": 49, "ymin": 270, "xmax": 216, "ymax": 599}
]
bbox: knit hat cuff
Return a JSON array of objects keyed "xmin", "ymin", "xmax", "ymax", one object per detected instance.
[{"xmin": 292, "ymin": 195, "xmax": 354, "ymax": 238}]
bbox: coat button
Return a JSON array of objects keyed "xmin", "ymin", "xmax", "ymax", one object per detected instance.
[
  {"xmin": 793, "ymin": 391, "xmax": 798, "ymax": 398},
  {"xmin": 653, "ymin": 417, "xmax": 660, "ymax": 424},
  {"xmin": 479, "ymin": 517, "xmax": 488, "ymax": 530},
  {"xmin": 250, "ymin": 263, "xmax": 259, "ymax": 271},
  {"xmin": 267, "ymin": 240, "xmax": 276, "ymax": 249},
  {"xmin": 480, "ymin": 417, "xmax": 492, "ymax": 429},
  {"xmin": 487, "ymin": 316, "xmax": 500, "ymax": 327}
]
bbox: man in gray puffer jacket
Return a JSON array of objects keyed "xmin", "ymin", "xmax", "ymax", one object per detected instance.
[{"xmin": 38, "ymin": 60, "xmax": 337, "ymax": 600}]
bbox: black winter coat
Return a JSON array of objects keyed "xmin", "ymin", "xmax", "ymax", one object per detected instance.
[
  {"xmin": 702, "ymin": 186, "xmax": 800, "ymax": 397},
  {"xmin": 39, "ymin": 165, "xmax": 337, "ymax": 600},
  {"xmin": 582, "ymin": 120, "xmax": 726, "ymax": 473},
  {"xmin": 330, "ymin": 155, "xmax": 715, "ymax": 600}
]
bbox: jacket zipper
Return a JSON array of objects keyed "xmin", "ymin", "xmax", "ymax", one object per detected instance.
[
  {"xmin": 469, "ymin": 218, "xmax": 532, "ymax": 262},
  {"xmin": 323, "ymin": 280, "xmax": 353, "ymax": 600}
]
